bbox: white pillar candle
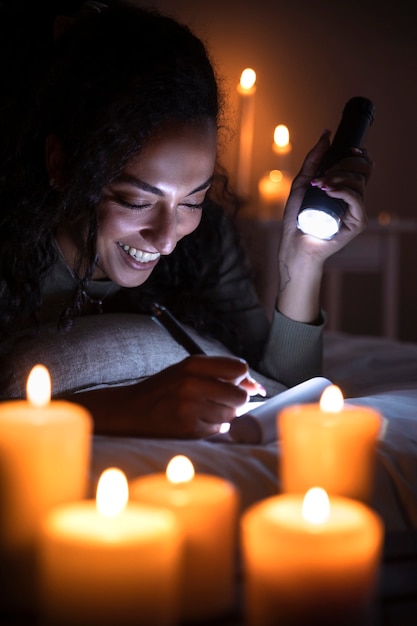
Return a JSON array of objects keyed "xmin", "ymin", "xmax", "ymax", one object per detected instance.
[
  {"xmin": 236, "ymin": 67, "xmax": 256, "ymax": 198},
  {"xmin": 241, "ymin": 488, "xmax": 383, "ymax": 626},
  {"xmin": 130, "ymin": 455, "xmax": 239, "ymax": 622},
  {"xmin": 0, "ymin": 365, "xmax": 92, "ymax": 613},
  {"xmin": 38, "ymin": 468, "xmax": 182, "ymax": 626}
]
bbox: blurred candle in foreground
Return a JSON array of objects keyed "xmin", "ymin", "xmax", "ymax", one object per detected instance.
[
  {"xmin": 0, "ymin": 365, "xmax": 92, "ymax": 613},
  {"xmin": 130, "ymin": 455, "xmax": 239, "ymax": 622},
  {"xmin": 39, "ymin": 468, "xmax": 182, "ymax": 626},
  {"xmin": 236, "ymin": 68, "xmax": 256, "ymax": 198},
  {"xmin": 279, "ymin": 385, "xmax": 382, "ymax": 501},
  {"xmin": 241, "ymin": 488, "xmax": 383, "ymax": 626}
]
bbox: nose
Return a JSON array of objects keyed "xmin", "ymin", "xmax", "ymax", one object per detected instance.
[{"xmin": 140, "ymin": 204, "xmax": 178, "ymax": 255}]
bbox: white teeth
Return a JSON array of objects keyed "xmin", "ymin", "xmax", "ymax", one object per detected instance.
[{"xmin": 118, "ymin": 242, "xmax": 160, "ymax": 263}]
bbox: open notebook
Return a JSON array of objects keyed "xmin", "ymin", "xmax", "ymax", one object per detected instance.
[{"xmin": 211, "ymin": 376, "xmax": 332, "ymax": 444}]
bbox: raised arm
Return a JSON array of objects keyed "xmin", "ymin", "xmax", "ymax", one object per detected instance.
[{"xmin": 277, "ymin": 131, "xmax": 373, "ymax": 323}]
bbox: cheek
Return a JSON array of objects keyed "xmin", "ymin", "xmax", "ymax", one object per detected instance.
[
  {"xmin": 97, "ymin": 208, "xmax": 133, "ymax": 237},
  {"xmin": 178, "ymin": 211, "xmax": 203, "ymax": 239},
  {"xmin": 97, "ymin": 209, "xmax": 117, "ymax": 233}
]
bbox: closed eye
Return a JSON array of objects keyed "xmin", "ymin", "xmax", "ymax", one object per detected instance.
[
  {"xmin": 117, "ymin": 199, "xmax": 204, "ymax": 211},
  {"xmin": 117, "ymin": 198, "xmax": 152, "ymax": 210},
  {"xmin": 181, "ymin": 193, "xmax": 210, "ymax": 210},
  {"xmin": 181, "ymin": 202, "xmax": 204, "ymax": 210}
]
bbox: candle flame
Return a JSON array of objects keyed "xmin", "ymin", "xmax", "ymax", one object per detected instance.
[
  {"xmin": 240, "ymin": 68, "xmax": 256, "ymax": 91},
  {"xmin": 96, "ymin": 468, "xmax": 129, "ymax": 517},
  {"xmin": 27, "ymin": 364, "xmax": 51, "ymax": 407},
  {"xmin": 166, "ymin": 455, "xmax": 195, "ymax": 484},
  {"xmin": 269, "ymin": 169, "xmax": 283, "ymax": 183},
  {"xmin": 320, "ymin": 384, "xmax": 344, "ymax": 413},
  {"xmin": 302, "ymin": 487, "xmax": 330, "ymax": 525},
  {"xmin": 274, "ymin": 124, "xmax": 290, "ymax": 148}
]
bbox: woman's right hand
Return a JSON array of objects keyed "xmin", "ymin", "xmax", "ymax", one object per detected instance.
[{"xmin": 75, "ymin": 355, "xmax": 263, "ymax": 439}]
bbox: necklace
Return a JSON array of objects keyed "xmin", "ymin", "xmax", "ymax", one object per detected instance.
[{"xmin": 54, "ymin": 239, "xmax": 119, "ymax": 314}]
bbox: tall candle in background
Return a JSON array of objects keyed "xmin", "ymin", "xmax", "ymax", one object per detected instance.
[
  {"xmin": 39, "ymin": 468, "xmax": 182, "ymax": 626},
  {"xmin": 272, "ymin": 123, "xmax": 292, "ymax": 171},
  {"xmin": 236, "ymin": 67, "xmax": 256, "ymax": 198},
  {"xmin": 279, "ymin": 385, "xmax": 382, "ymax": 501},
  {"xmin": 0, "ymin": 365, "xmax": 92, "ymax": 613},
  {"xmin": 241, "ymin": 488, "xmax": 383, "ymax": 626},
  {"xmin": 130, "ymin": 455, "xmax": 239, "ymax": 622}
]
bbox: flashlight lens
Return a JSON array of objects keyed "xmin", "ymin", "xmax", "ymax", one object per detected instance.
[{"xmin": 297, "ymin": 209, "xmax": 340, "ymax": 240}]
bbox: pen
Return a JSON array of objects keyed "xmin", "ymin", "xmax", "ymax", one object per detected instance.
[{"xmin": 150, "ymin": 302, "xmax": 206, "ymax": 355}]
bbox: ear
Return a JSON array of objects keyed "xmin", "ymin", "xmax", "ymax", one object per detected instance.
[{"xmin": 45, "ymin": 134, "xmax": 67, "ymax": 185}]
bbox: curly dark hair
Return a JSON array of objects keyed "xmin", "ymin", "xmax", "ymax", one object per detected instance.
[{"xmin": 0, "ymin": 0, "xmax": 246, "ymax": 344}]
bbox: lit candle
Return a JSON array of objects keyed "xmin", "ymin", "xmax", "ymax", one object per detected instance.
[
  {"xmin": 241, "ymin": 487, "xmax": 384, "ymax": 626},
  {"xmin": 273, "ymin": 124, "xmax": 291, "ymax": 155},
  {"xmin": 130, "ymin": 455, "xmax": 239, "ymax": 622},
  {"xmin": 236, "ymin": 67, "xmax": 256, "ymax": 198},
  {"xmin": 0, "ymin": 365, "xmax": 92, "ymax": 613},
  {"xmin": 257, "ymin": 169, "xmax": 291, "ymax": 219},
  {"xmin": 272, "ymin": 123, "xmax": 292, "ymax": 172},
  {"xmin": 38, "ymin": 468, "xmax": 182, "ymax": 626},
  {"xmin": 279, "ymin": 385, "xmax": 382, "ymax": 501}
]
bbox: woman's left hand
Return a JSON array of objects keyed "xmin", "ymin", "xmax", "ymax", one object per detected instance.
[
  {"xmin": 281, "ymin": 131, "xmax": 374, "ymax": 261},
  {"xmin": 276, "ymin": 131, "xmax": 374, "ymax": 323}
]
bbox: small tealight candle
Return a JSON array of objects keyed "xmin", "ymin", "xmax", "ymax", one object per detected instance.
[
  {"xmin": 241, "ymin": 488, "xmax": 384, "ymax": 626},
  {"xmin": 279, "ymin": 385, "xmax": 382, "ymax": 501},
  {"xmin": 258, "ymin": 169, "xmax": 291, "ymax": 219},
  {"xmin": 130, "ymin": 455, "xmax": 239, "ymax": 622},
  {"xmin": 38, "ymin": 468, "xmax": 182, "ymax": 626},
  {"xmin": 0, "ymin": 365, "xmax": 92, "ymax": 613}
]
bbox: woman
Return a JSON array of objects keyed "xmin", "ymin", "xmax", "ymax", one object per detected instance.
[{"xmin": 0, "ymin": 1, "xmax": 372, "ymax": 438}]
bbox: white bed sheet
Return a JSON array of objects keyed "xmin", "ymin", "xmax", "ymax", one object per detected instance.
[{"xmin": 91, "ymin": 331, "xmax": 417, "ymax": 533}]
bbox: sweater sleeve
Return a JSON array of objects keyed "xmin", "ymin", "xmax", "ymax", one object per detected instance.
[
  {"xmin": 201, "ymin": 210, "xmax": 325, "ymax": 386},
  {"xmin": 257, "ymin": 309, "xmax": 325, "ymax": 386}
]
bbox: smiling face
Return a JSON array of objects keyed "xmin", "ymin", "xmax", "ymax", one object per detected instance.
[
  {"xmin": 53, "ymin": 119, "xmax": 217, "ymax": 287},
  {"xmin": 92, "ymin": 119, "xmax": 217, "ymax": 286}
]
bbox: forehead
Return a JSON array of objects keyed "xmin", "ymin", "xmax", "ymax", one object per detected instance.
[{"xmin": 124, "ymin": 120, "xmax": 217, "ymax": 185}]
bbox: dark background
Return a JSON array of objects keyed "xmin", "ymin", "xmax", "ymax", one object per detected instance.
[{"xmin": 147, "ymin": 0, "xmax": 417, "ymax": 340}]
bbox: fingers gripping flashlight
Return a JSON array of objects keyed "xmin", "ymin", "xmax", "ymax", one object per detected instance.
[{"xmin": 297, "ymin": 96, "xmax": 375, "ymax": 240}]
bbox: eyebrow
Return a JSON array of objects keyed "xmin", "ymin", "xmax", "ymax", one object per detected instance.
[{"xmin": 113, "ymin": 174, "xmax": 213, "ymax": 196}]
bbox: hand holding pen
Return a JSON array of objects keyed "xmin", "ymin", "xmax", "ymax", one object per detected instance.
[
  {"xmin": 151, "ymin": 302, "xmax": 267, "ymax": 401},
  {"xmin": 82, "ymin": 302, "xmax": 268, "ymax": 439}
]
